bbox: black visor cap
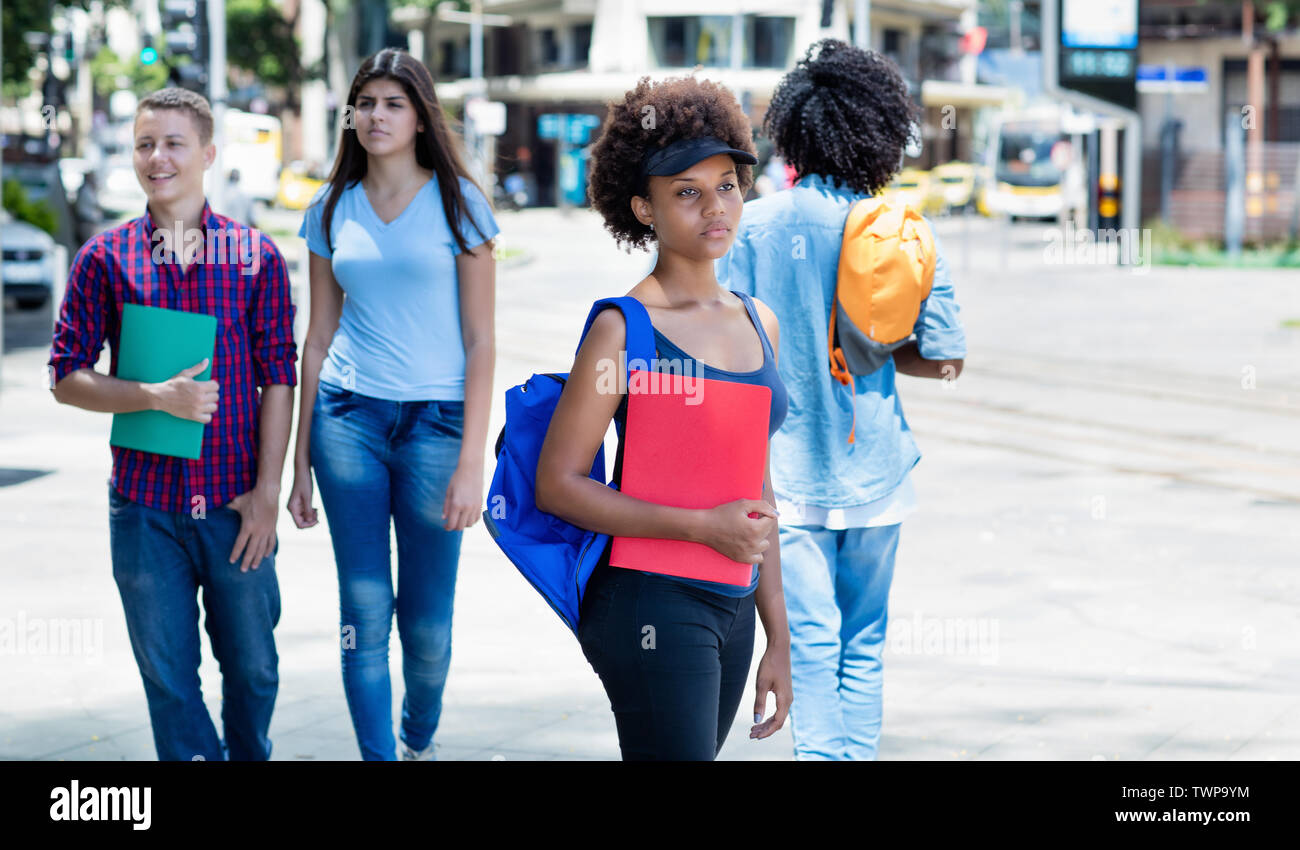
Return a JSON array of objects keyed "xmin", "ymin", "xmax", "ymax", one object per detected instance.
[{"xmin": 638, "ymin": 136, "xmax": 758, "ymax": 185}]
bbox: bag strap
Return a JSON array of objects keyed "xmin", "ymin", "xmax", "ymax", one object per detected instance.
[
  {"xmin": 576, "ymin": 296, "xmax": 657, "ymax": 374},
  {"xmin": 828, "ymin": 197, "xmax": 881, "ymax": 446},
  {"xmin": 576, "ymin": 296, "xmax": 656, "ymax": 441}
]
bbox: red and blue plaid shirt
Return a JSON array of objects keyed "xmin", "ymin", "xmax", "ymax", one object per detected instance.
[{"xmin": 48, "ymin": 202, "xmax": 298, "ymax": 513}]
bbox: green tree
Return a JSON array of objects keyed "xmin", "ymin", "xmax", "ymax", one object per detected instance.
[
  {"xmin": 226, "ymin": 0, "xmax": 320, "ymax": 111},
  {"xmin": 1264, "ymin": 1, "xmax": 1300, "ymax": 30},
  {"xmin": 3, "ymin": 179, "xmax": 58, "ymax": 236},
  {"xmin": 2, "ymin": 1, "xmax": 54, "ymax": 92},
  {"xmin": 89, "ymin": 46, "xmax": 169, "ymax": 99},
  {"xmin": 4, "ymin": 1, "xmax": 133, "ymax": 95}
]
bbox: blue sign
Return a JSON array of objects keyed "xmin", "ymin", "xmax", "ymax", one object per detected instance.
[
  {"xmin": 561, "ymin": 146, "xmax": 591, "ymax": 205},
  {"xmin": 538, "ymin": 113, "xmax": 561, "ymax": 139},
  {"xmin": 1135, "ymin": 65, "xmax": 1209, "ymax": 93},
  {"xmin": 539, "ymin": 113, "xmax": 600, "ymax": 145},
  {"xmin": 565, "ymin": 114, "xmax": 600, "ymax": 145},
  {"xmin": 1137, "ymin": 65, "xmax": 1208, "ymax": 84}
]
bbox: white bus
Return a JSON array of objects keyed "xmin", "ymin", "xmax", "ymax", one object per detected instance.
[
  {"xmin": 982, "ymin": 105, "xmax": 1085, "ymax": 222},
  {"xmin": 214, "ymin": 110, "xmax": 282, "ymax": 203}
]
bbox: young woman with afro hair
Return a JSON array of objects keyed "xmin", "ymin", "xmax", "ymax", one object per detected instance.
[
  {"xmin": 717, "ymin": 39, "xmax": 968, "ymax": 761},
  {"xmin": 534, "ymin": 74, "xmax": 793, "ymax": 761}
]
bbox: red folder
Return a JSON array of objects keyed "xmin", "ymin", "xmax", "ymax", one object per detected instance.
[{"xmin": 610, "ymin": 369, "xmax": 771, "ymax": 585}]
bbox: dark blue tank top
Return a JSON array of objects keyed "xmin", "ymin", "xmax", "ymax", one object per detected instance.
[{"xmin": 604, "ymin": 291, "xmax": 788, "ymax": 597}]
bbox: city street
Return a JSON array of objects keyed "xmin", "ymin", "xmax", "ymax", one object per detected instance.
[{"xmin": 2, "ymin": 209, "xmax": 1298, "ymax": 760}]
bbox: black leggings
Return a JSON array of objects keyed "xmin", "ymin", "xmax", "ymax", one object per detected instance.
[{"xmin": 578, "ymin": 564, "xmax": 756, "ymax": 761}]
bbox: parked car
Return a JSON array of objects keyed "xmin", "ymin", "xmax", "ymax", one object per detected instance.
[
  {"xmin": 927, "ymin": 161, "xmax": 977, "ymax": 214},
  {"xmin": 882, "ymin": 168, "xmax": 934, "ymax": 214},
  {"xmin": 276, "ymin": 161, "xmax": 326, "ymax": 210},
  {"xmin": 1, "ymin": 209, "xmax": 57, "ymax": 309}
]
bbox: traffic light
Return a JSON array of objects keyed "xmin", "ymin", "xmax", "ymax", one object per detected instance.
[
  {"xmin": 140, "ymin": 36, "xmax": 159, "ymax": 65},
  {"xmin": 53, "ymin": 30, "xmax": 75, "ymax": 64},
  {"xmin": 160, "ymin": 0, "xmax": 209, "ymax": 94}
]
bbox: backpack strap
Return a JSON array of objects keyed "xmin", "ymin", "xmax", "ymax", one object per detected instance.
[
  {"xmin": 829, "ymin": 197, "xmax": 877, "ymax": 446},
  {"xmin": 576, "ymin": 296, "xmax": 656, "ymax": 372},
  {"xmin": 576, "ymin": 297, "xmax": 657, "ymax": 441}
]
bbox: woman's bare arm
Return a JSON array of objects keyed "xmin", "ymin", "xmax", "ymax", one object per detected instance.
[
  {"xmin": 292, "ymin": 251, "xmax": 344, "ymax": 473},
  {"xmin": 442, "ymin": 239, "xmax": 496, "ymax": 530}
]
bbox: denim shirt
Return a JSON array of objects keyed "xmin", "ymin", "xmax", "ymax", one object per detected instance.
[{"xmin": 716, "ymin": 173, "xmax": 967, "ymax": 509}]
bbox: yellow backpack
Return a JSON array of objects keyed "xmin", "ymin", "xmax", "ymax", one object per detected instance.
[{"xmin": 829, "ymin": 196, "xmax": 936, "ymax": 442}]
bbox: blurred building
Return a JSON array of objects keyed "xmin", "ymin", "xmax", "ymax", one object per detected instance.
[
  {"xmin": 1139, "ymin": 0, "xmax": 1300, "ymax": 240},
  {"xmin": 1140, "ymin": 0, "xmax": 1300, "ymax": 148},
  {"xmin": 384, "ymin": 0, "xmax": 984, "ymax": 203}
]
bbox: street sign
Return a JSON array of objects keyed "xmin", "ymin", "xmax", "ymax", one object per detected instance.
[
  {"xmin": 1057, "ymin": 0, "xmax": 1138, "ymax": 110},
  {"xmin": 959, "ymin": 26, "xmax": 987, "ymax": 56},
  {"xmin": 539, "ymin": 113, "xmax": 599, "ymax": 144},
  {"xmin": 538, "ymin": 113, "xmax": 561, "ymax": 139},
  {"xmin": 1136, "ymin": 65, "xmax": 1210, "ymax": 94},
  {"xmin": 1062, "ymin": 0, "xmax": 1137, "ymax": 48},
  {"xmin": 1043, "ymin": 0, "xmax": 1142, "ymax": 241},
  {"xmin": 565, "ymin": 114, "xmax": 599, "ymax": 145}
]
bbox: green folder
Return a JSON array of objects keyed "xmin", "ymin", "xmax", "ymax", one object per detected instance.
[{"xmin": 109, "ymin": 303, "xmax": 218, "ymax": 460}]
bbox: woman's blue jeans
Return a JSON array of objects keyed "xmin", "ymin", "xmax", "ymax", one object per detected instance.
[{"xmin": 310, "ymin": 380, "xmax": 464, "ymax": 761}]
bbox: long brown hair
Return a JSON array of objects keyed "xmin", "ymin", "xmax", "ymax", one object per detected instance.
[{"xmin": 320, "ymin": 48, "xmax": 487, "ymax": 255}]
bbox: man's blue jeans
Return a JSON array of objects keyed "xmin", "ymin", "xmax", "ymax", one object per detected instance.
[
  {"xmin": 310, "ymin": 381, "xmax": 464, "ymax": 761},
  {"xmin": 108, "ymin": 484, "xmax": 281, "ymax": 761},
  {"xmin": 778, "ymin": 522, "xmax": 901, "ymax": 760}
]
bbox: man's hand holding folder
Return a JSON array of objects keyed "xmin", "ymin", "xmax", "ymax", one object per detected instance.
[
  {"xmin": 149, "ymin": 357, "xmax": 220, "ymax": 424},
  {"xmin": 109, "ymin": 303, "xmax": 219, "ymax": 460}
]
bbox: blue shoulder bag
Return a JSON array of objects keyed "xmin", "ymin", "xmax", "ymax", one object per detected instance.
[{"xmin": 482, "ymin": 297, "xmax": 655, "ymax": 634}]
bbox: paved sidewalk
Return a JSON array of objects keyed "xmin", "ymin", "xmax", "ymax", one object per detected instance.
[{"xmin": 2, "ymin": 208, "xmax": 1298, "ymax": 760}]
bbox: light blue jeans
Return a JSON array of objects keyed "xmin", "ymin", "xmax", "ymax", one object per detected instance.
[
  {"xmin": 778, "ymin": 522, "xmax": 901, "ymax": 760},
  {"xmin": 310, "ymin": 380, "xmax": 465, "ymax": 761}
]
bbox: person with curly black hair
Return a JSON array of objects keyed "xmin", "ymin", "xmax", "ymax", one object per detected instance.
[
  {"xmin": 717, "ymin": 39, "xmax": 968, "ymax": 761},
  {"xmin": 534, "ymin": 74, "xmax": 793, "ymax": 760},
  {"xmin": 762, "ymin": 38, "xmax": 921, "ymax": 197}
]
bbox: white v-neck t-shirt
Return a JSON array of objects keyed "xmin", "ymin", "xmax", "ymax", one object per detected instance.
[{"xmin": 300, "ymin": 175, "xmax": 498, "ymax": 400}]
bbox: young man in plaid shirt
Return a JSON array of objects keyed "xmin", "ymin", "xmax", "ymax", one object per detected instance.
[{"xmin": 48, "ymin": 88, "xmax": 298, "ymax": 761}]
